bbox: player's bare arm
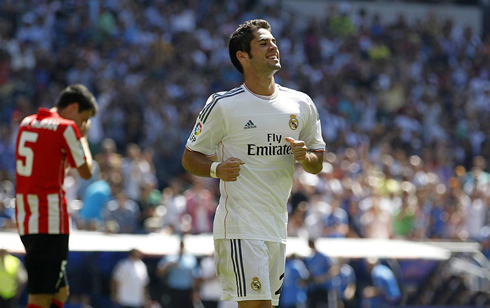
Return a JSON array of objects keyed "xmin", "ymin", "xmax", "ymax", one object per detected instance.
[
  {"xmin": 285, "ymin": 137, "xmax": 323, "ymax": 174},
  {"xmin": 77, "ymin": 119, "xmax": 94, "ymax": 180},
  {"xmin": 182, "ymin": 148, "xmax": 245, "ymax": 182}
]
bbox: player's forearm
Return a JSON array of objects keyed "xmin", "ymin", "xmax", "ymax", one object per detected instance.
[
  {"xmin": 300, "ymin": 151, "xmax": 323, "ymax": 174},
  {"xmin": 182, "ymin": 148, "xmax": 216, "ymax": 178},
  {"xmin": 80, "ymin": 137, "xmax": 93, "ymax": 174}
]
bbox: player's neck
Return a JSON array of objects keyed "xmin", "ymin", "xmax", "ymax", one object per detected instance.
[{"xmin": 244, "ymin": 75, "xmax": 276, "ymax": 96}]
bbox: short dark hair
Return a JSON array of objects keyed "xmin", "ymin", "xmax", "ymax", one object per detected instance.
[
  {"xmin": 128, "ymin": 248, "xmax": 142, "ymax": 258},
  {"xmin": 228, "ymin": 19, "xmax": 272, "ymax": 74},
  {"xmin": 56, "ymin": 84, "xmax": 98, "ymax": 116}
]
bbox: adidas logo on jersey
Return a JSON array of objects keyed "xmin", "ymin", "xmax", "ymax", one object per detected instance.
[{"xmin": 244, "ymin": 120, "xmax": 257, "ymax": 129}]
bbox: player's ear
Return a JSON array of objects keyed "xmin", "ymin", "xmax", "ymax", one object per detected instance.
[
  {"xmin": 68, "ymin": 102, "xmax": 80, "ymax": 113},
  {"xmin": 237, "ymin": 51, "xmax": 247, "ymax": 62}
]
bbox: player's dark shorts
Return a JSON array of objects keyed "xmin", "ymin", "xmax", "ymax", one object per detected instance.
[{"xmin": 20, "ymin": 234, "xmax": 69, "ymax": 294}]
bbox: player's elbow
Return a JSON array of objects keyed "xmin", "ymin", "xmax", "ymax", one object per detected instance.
[
  {"xmin": 79, "ymin": 171, "xmax": 92, "ymax": 180},
  {"xmin": 313, "ymin": 168, "xmax": 323, "ymax": 175},
  {"xmin": 182, "ymin": 154, "xmax": 190, "ymax": 173},
  {"xmin": 77, "ymin": 164, "xmax": 93, "ymax": 180},
  {"xmin": 308, "ymin": 163, "xmax": 323, "ymax": 174},
  {"xmin": 79, "ymin": 172, "xmax": 92, "ymax": 180},
  {"xmin": 182, "ymin": 149, "xmax": 195, "ymax": 174}
]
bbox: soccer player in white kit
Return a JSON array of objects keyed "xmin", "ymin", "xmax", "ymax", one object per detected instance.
[{"xmin": 182, "ymin": 19, "xmax": 325, "ymax": 308}]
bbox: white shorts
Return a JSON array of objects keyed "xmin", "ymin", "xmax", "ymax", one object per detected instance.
[{"xmin": 214, "ymin": 239, "xmax": 286, "ymax": 306}]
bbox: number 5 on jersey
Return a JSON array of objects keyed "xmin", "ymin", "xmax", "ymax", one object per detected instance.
[{"xmin": 17, "ymin": 131, "xmax": 39, "ymax": 177}]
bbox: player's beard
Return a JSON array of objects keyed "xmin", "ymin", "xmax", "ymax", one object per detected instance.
[
  {"xmin": 249, "ymin": 52, "xmax": 281, "ymax": 75},
  {"xmin": 271, "ymin": 61, "xmax": 281, "ymax": 71},
  {"xmin": 260, "ymin": 59, "xmax": 281, "ymax": 75}
]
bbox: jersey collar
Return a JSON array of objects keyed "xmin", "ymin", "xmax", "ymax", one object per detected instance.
[
  {"xmin": 242, "ymin": 83, "xmax": 278, "ymax": 100},
  {"xmin": 37, "ymin": 108, "xmax": 61, "ymax": 118}
]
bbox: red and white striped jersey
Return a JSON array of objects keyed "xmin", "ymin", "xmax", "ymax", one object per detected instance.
[{"xmin": 15, "ymin": 108, "xmax": 87, "ymax": 235}]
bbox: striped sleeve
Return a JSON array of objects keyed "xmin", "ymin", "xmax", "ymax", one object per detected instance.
[
  {"xmin": 186, "ymin": 88, "xmax": 243, "ymax": 155},
  {"xmin": 62, "ymin": 124, "xmax": 86, "ymax": 168}
]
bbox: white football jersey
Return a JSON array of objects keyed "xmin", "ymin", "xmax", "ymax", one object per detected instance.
[{"xmin": 186, "ymin": 84, "xmax": 325, "ymax": 243}]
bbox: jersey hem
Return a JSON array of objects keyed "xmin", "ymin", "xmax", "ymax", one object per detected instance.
[
  {"xmin": 18, "ymin": 231, "xmax": 70, "ymax": 236},
  {"xmin": 221, "ymin": 293, "xmax": 274, "ymax": 302},
  {"xmin": 213, "ymin": 233, "xmax": 287, "ymax": 244}
]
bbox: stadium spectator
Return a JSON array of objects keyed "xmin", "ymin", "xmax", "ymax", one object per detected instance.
[
  {"xmin": 392, "ymin": 192, "xmax": 416, "ymax": 239},
  {"xmin": 197, "ymin": 253, "xmax": 222, "ymax": 308},
  {"xmin": 184, "ymin": 176, "xmax": 216, "ymax": 234},
  {"xmin": 157, "ymin": 237, "xmax": 200, "ymax": 308},
  {"xmin": 0, "ymin": 197, "xmax": 15, "ymax": 229},
  {"xmin": 102, "ymin": 189, "xmax": 140, "ymax": 234},
  {"xmin": 278, "ymin": 253, "xmax": 309, "ymax": 308},
  {"xmin": 322, "ymin": 197, "xmax": 349, "ymax": 238},
  {"xmin": 158, "ymin": 178, "xmax": 187, "ymax": 234},
  {"xmin": 78, "ymin": 171, "xmax": 118, "ymax": 231},
  {"xmin": 121, "ymin": 143, "xmax": 155, "ymax": 204},
  {"xmin": 111, "ymin": 249, "xmax": 150, "ymax": 308},
  {"xmin": 304, "ymin": 238, "xmax": 339, "ymax": 308},
  {"xmin": 94, "ymin": 138, "xmax": 122, "ymax": 175},
  {"xmin": 361, "ymin": 258, "xmax": 401, "ymax": 308},
  {"xmin": 335, "ymin": 258, "xmax": 356, "ymax": 308}
]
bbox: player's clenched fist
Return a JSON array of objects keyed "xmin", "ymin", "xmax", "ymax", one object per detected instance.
[
  {"xmin": 285, "ymin": 137, "xmax": 307, "ymax": 163},
  {"xmin": 216, "ymin": 157, "xmax": 245, "ymax": 182}
]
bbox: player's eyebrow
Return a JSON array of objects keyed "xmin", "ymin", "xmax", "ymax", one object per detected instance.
[{"xmin": 257, "ymin": 37, "xmax": 277, "ymax": 43}]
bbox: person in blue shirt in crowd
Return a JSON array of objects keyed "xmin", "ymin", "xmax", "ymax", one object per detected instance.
[
  {"xmin": 334, "ymin": 258, "xmax": 356, "ymax": 308},
  {"xmin": 157, "ymin": 237, "xmax": 200, "ymax": 308},
  {"xmin": 278, "ymin": 253, "xmax": 310, "ymax": 308},
  {"xmin": 102, "ymin": 189, "xmax": 140, "ymax": 234},
  {"xmin": 322, "ymin": 198, "xmax": 349, "ymax": 238},
  {"xmin": 303, "ymin": 238, "xmax": 338, "ymax": 308},
  {"xmin": 78, "ymin": 170, "xmax": 116, "ymax": 229},
  {"xmin": 361, "ymin": 257, "xmax": 401, "ymax": 308}
]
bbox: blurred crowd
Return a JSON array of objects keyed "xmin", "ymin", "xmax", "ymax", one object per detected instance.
[
  {"xmin": 1, "ymin": 1, "xmax": 490, "ymax": 307},
  {"xmin": 0, "ymin": 0, "xmax": 490, "ymax": 255}
]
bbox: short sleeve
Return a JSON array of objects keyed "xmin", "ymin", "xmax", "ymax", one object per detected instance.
[
  {"xmin": 296, "ymin": 260, "xmax": 310, "ymax": 280},
  {"xmin": 62, "ymin": 123, "xmax": 86, "ymax": 168},
  {"xmin": 185, "ymin": 94, "xmax": 225, "ymax": 156},
  {"xmin": 299, "ymin": 97, "xmax": 326, "ymax": 152},
  {"xmin": 112, "ymin": 261, "xmax": 125, "ymax": 281}
]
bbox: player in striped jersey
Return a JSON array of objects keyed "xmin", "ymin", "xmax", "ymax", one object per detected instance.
[
  {"xmin": 15, "ymin": 84, "xmax": 98, "ymax": 308},
  {"xmin": 183, "ymin": 19, "xmax": 325, "ymax": 308}
]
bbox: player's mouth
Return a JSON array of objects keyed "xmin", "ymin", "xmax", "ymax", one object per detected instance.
[{"xmin": 267, "ymin": 53, "xmax": 279, "ymax": 60}]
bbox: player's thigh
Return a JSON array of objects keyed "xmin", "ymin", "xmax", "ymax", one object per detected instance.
[
  {"xmin": 237, "ymin": 299, "xmax": 272, "ymax": 308},
  {"xmin": 21, "ymin": 234, "xmax": 69, "ymax": 294},
  {"xmin": 214, "ymin": 239, "xmax": 285, "ymax": 305},
  {"xmin": 266, "ymin": 241, "xmax": 286, "ymax": 307}
]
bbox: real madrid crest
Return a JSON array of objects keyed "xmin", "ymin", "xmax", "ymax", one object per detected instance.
[
  {"xmin": 289, "ymin": 114, "xmax": 299, "ymax": 130},
  {"xmin": 251, "ymin": 277, "xmax": 261, "ymax": 291}
]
